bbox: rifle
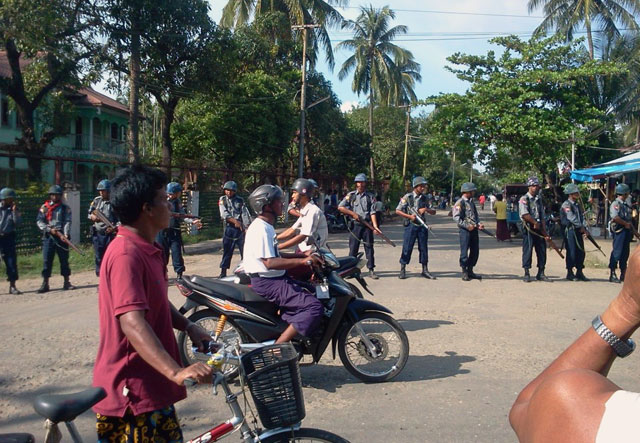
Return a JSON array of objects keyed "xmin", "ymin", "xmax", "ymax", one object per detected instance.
[
  {"xmin": 584, "ymin": 230, "xmax": 606, "ymax": 257},
  {"xmin": 523, "ymin": 221, "xmax": 565, "ymax": 259},
  {"xmin": 407, "ymin": 206, "xmax": 436, "ymax": 237},
  {"xmin": 465, "ymin": 219, "xmax": 496, "ymax": 238},
  {"xmin": 92, "ymin": 209, "xmax": 116, "ymax": 231},
  {"xmin": 358, "ymin": 217, "xmax": 396, "ymax": 247},
  {"xmin": 51, "ymin": 230, "xmax": 84, "ymax": 255}
]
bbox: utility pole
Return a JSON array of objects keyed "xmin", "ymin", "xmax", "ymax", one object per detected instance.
[
  {"xmin": 401, "ymin": 105, "xmax": 411, "ymax": 187},
  {"xmin": 571, "ymin": 130, "xmax": 576, "ymax": 183},
  {"xmin": 450, "ymin": 151, "xmax": 456, "ymax": 206},
  {"xmin": 292, "ymin": 24, "xmax": 320, "ymax": 178}
]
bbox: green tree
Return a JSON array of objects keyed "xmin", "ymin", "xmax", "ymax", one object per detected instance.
[
  {"xmin": 336, "ymin": 5, "xmax": 415, "ymax": 181},
  {"xmin": 528, "ymin": 0, "xmax": 640, "ymax": 59},
  {"xmin": 0, "ymin": 0, "xmax": 100, "ymax": 180}
]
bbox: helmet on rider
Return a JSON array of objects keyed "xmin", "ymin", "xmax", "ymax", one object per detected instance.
[
  {"xmin": 248, "ymin": 184, "xmax": 283, "ymax": 214},
  {"xmin": 291, "ymin": 178, "xmax": 315, "ymax": 197}
]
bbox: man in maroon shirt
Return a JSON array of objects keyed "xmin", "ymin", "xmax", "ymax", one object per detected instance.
[{"xmin": 93, "ymin": 165, "xmax": 212, "ymax": 442}]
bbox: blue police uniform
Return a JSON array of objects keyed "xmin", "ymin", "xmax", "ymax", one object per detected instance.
[
  {"xmin": 561, "ymin": 198, "xmax": 587, "ymax": 278},
  {"xmin": 88, "ymin": 196, "xmax": 119, "ymax": 276},
  {"xmin": 0, "ymin": 200, "xmax": 20, "ymax": 284},
  {"xmin": 609, "ymin": 196, "xmax": 632, "ymax": 278},
  {"xmin": 36, "ymin": 200, "xmax": 72, "ymax": 279},
  {"xmin": 518, "ymin": 192, "xmax": 547, "ymax": 272},
  {"xmin": 396, "ymin": 191, "xmax": 429, "ymax": 266},
  {"xmin": 452, "ymin": 196, "xmax": 481, "ymax": 273},
  {"xmin": 219, "ymin": 194, "xmax": 249, "ymax": 272},
  {"xmin": 157, "ymin": 197, "xmax": 192, "ymax": 276},
  {"xmin": 339, "ymin": 190, "xmax": 377, "ymax": 270}
]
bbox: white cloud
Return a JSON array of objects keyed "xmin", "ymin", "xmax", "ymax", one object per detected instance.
[{"xmin": 340, "ymin": 100, "xmax": 361, "ymax": 113}]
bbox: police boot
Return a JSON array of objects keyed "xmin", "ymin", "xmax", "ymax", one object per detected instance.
[
  {"xmin": 36, "ymin": 278, "xmax": 49, "ymax": 294},
  {"xmin": 536, "ymin": 268, "xmax": 551, "ymax": 282},
  {"xmin": 369, "ymin": 269, "xmax": 379, "ymax": 280},
  {"xmin": 566, "ymin": 269, "xmax": 577, "ymax": 281},
  {"xmin": 421, "ymin": 265, "xmax": 435, "ymax": 280},
  {"xmin": 523, "ymin": 269, "xmax": 532, "ymax": 283},
  {"xmin": 609, "ymin": 269, "xmax": 621, "ymax": 283},
  {"xmin": 219, "ymin": 269, "xmax": 227, "ymax": 279},
  {"xmin": 461, "ymin": 268, "xmax": 471, "ymax": 281},
  {"xmin": 575, "ymin": 270, "xmax": 590, "ymax": 282},
  {"xmin": 177, "ymin": 272, "xmax": 183, "ymax": 280},
  {"xmin": 63, "ymin": 277, "xmax": 76, "ymax": 290},
  {"xmin": 399, "ymin": 264, "xmax": 407, "ymax": 280},
  {"xmin": 468, "ymin": 267, "xmax": 482, "ymax": 280},
  {"xmin": 621, "ymin": 268, "xmax": 627, "ymax": 282},
  {"xmin": 9, "ymin": 282, "xmax": 21, "ymax": 295}
]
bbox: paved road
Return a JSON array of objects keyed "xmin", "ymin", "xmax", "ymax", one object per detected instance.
[{"xmin": 0, "ymin": 210, "xmax": 637, "ymax": 442}]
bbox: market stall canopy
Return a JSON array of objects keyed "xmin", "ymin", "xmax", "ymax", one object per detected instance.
[{"xmin": 570, "ymin": 151, "xmax": 640, "ymax": 182}]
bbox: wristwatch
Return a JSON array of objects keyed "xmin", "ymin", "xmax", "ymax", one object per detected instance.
[{"xmin": 592, "ymin": 315, "xmax": 636, "ymax": 358}]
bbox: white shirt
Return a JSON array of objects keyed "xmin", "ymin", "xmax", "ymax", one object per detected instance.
[
  {"xmin": 242, "ymin": 218, "xmax": 286, "ymax": 278},
  {"xmin": 291, "ymin": 202, "xmax": 328, "ymax": 252}
]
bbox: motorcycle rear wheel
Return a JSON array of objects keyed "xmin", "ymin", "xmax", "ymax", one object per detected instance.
[
  {"xmin": 177, "ymin": 309, "xmax": 248, "ymax": 378},
  {"xmin": 337, "ymin": 312, "xmax": 409, "ymax": 383}
]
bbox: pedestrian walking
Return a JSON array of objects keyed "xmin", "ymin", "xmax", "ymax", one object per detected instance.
[
  {"xmin": 479, "ymin": 193, "xmax": 486, "ymax": 210},
  {"xmin": 36, "ymin": 185, "xmax": 75, "ymax": 293},
  {"xmin": 218, "ymin": 180, "xmax": 249, "ymax": 278},
  {"xmin": 518, "ymin": 176, "xmax": 551, "ymax": 282},
  {"xmin": 493, "ymin": 194, "xmax": 510, "ymax": 241},
  {"xmin": 608, "ymin": 183, "xmax": 633, "ymax": 283},
  {"xmin": 395, "ymin": 176, "xmax": 436, "ymax": 280},
  {"xmin": 561, "ymin": 183, "xmax": 590, "ymax": 281},
  {"xmin": 0, "ymin": 187, "xmax": 21, "ymax": 294},
  {"xmin": 452, "ymin": 182, "xmax": 484, "ymax": 281},
  {"xmin": 88, "ymin": 179, "xmax": 119, "ymax": 277}
]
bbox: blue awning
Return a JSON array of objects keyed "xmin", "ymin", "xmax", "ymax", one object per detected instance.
[{"xmin": 570, "ymin": 152, "xmax": 640, "ymax": 182}]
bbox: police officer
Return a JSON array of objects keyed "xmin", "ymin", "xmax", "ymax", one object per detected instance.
[
  {"xmin": 36, "ymin": 185, "xmax": 75, "ymax": 293},
  {"xmin": 218, "ymin": 180, "xmax": 249, "ymax": 278},
  {"xmin": 608, "ymin": 183, "xmax": 633, "ymax": 283},
  {"xmin": 452, "ymin": 182, "xmax": 484, "ymax": 281},
  {"xmin": 518, "ymin": 176, "xmax": 551, "ymax": 282},
  {"xmin": 561, "ymin": 184, "xmax": 589, "ymax": 281},
  {"xmin": 0, "ymin": 188, "xmax": 21, "ymax": 294},
  {"xmin": 338, "ymin": 173, "xmax": 382, "ymax": 279},
  {"xmin": 395, "ymin": 176, "xmax": 436, "ymax": 279},
  {"xmin": 158, "ymin": 182, "xmax": 203, "ymax": 279},
  {"xmin": 88, "ymin": 179, "xmax": 119, "ymax": 277}
]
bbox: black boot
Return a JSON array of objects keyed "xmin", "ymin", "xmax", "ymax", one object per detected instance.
[
  {"xmin": 369, "ymin": 269, "xmax": 379, "ymax": 280},
  {"xmin": 575, "ymin": 269, "xmax": 590, "ymax": 282},
  {"xmin": 621, "ymin": 268, "xmax": 626, "ymax": 282},
  {"xmin": 609, "ymin": 269, "xmax": 621, "ymax": 283},
  {"xmin": 9, "ymin": 282, "xmax": 21, "ymax": 295},
  {"xmin": 177, "ymin": 272, "xmax": 183, "ymax": 280},
  {"xmin": 462, "ymin": 267, "xmax": 470, "ymax": 281},
  {"xmin": 566, "ymin": 269, "xmax": 577, "ymax": 281},
  {"xmin": 523, "ymin": 269, "xmax": 531, "ymax": 283},
  {"xmin": 399, "ymin": 264, "xmax": 406, "ymax": 279},
  {"xmin": 536, "ymin": 268, "xmax": 551, "ymax": 282},
  {"xmin": 468, "ymin": 267, "xmax": 482, "ymax": 280},
  {"xmin": 421, "ymin": 265, "xmax": 435, "ymax": 280},
  {"xmin": 36, "ymin": 278, "xmax": 49, "ymax": 294},
  {"xmin": 63, "ymin": 277, "xmax": 76, "ymax": 290},
  {"xmin": 219, "ymin": 268, "xmax": 227, "ymax": 279}
]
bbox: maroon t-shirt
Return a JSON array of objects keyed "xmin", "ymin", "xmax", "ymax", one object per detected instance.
[{"xmin": 92, "ymin": 226, "xmax": 186, "ymax": 416}]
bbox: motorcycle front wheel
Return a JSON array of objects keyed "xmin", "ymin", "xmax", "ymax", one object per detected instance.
[
  {"xmin": 260, "ymin": 427, "xmax": 349, "ymax": 443},
  {"xmin": 337, "ymin": 312, "xmax": 409, "ymax": 383},
  {"xmin": 177, "ymin": 309, "xmax": 248, "ymax": 378}
]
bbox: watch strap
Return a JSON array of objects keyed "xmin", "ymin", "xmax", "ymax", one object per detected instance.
[{"xmin": 592, "ymin": 315, "xmax": 636, "ymax": 358}]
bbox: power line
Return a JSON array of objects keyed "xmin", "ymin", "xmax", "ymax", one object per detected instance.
[{"xmin": 337, "ymin": 6, "xmax": 544, "ymax": 19}]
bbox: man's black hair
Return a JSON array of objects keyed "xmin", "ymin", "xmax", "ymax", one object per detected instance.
[
  {"xmin": 497, "ymin": 194, "xmax": 503, "ymax": 201},
  {"xmin": 111, "ymin": 165, "xmax": 167, "ymax": 225}
]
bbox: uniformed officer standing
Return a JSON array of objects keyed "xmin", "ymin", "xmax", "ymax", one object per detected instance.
[
  {"xmin": 395, "ymin": 176, "xmax": 436, "ymax": 279},
  {"xmin": 36, "ymin": 185, "xmax": 75, "ymax": 293},
  {"xmin": 0, "ymin": 187, "xmax": 21, "ymax": 294},
  {"xmin": 88, "ymin": 179, "xmax": 119, "ymax": 277},
  {"xmin": 561, "ymin": 184, "xmax": 590, "ymax": 281},
  {"xmin": 157, "ymin": 182, "xmax": 202, "ymax": 279},
  {"xmin": 608, "ymin": 183, "xmax": 633, "ymax": 283},
  {"xmin": 338, "ymin": 173, "xmax": 382, "ymax": 279},
  {"xmin": 518, "ymin": 176, "xmax": 551, "ymax": 282},
  {"xmin": 218, "ymin": 181, "xmax": 249, "ymax": 278},
  {"xmin": 452, "ymin": 182, "xmax": 484, "ymax": 281}
]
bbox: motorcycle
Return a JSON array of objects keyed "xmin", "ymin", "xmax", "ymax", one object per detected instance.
[
  {"xmin": 175, "ymin": 247, "xmax": 409, "ymax": 383},
  {"xmin": 325, "ymin": 211, "xmax": 347, "ymax": 233}
]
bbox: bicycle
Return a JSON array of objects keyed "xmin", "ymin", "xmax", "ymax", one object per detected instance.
[{"xmin": 0, "ymin": 343, "xmax": 349, "ymax": 443}]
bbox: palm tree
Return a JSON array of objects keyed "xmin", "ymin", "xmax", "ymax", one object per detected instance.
[
  {"xmin": 528, "ymin": 0, "xmax": 640, "ymax": 59},
  {"xmin": 378, "ymin": 56, "xmax": 421, "ymax": 106},
  {"xmin": 220, "ymin": 0, "xmax": 347, "ymax": 68},
  {"xmin": 336, "ymin": 5, "xmax": 413, "ymax": 181}
]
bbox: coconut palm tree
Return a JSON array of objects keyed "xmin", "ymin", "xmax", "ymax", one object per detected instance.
[
  {"xmin": 336, "ymin": 5, "xmax": 413, "ymax": 181},
  {"xmin": 378, "ymin": 56, "xmax": 421, "ymax": 106},
  {"xmin": 528, "ymin": 0, "xmax": 640, "ymax": 59}
]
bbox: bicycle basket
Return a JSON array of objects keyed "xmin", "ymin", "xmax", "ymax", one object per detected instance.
[{"xmin": 240, "ymin": 343, "xmax": 305, "ymax": 429}]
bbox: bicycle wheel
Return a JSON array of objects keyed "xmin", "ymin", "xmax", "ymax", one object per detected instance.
[
  {"xmin": 338, "ymin": 312, "xmax": 409, "ymax": 383},
  {"xmin": 260, "ymin": 427, "xmax": 350, "ymax": 443},
  {"xmin": 177, "ymin": 309, "xmax": 247, "ymax": 377}
]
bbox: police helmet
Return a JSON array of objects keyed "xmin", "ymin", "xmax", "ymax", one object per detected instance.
[
  {"xmin": 223, "ymin": 181, "xmax": 238, "ymax": 192},
  {"xmin": 97, "ymin": 179, "xmax": 111, "ymax": 191},
  {"xmin": 460, "ymin": 182, "xmax": 477, "ymax": 193},
  {"xmin": 616, "ymin": 183, "xmax": 630, "ymax": 195},
  {"xmin": 248, "ymin": 184, "xmax": 283, "ymax": 214},
  {"xmin": 48, "ymin": 185, "xmax": 63, "ymax": 195},
  {"xmin": 412, "ymin": 176, "xmax": 428, "ymax": 188},
  {"xmin": 564, "ymin": 183, "xmax": 580, "ymax": 194},
  {"xmin": 527, "ymin": 176, "xmax": 540, "ymax": 187},
  {"xmin": 354, "ymin": 173, "xmax": 367, "ymax": 183},
  {"xmin": 167, "ymin": 182, "xmax": 183, "ymax": 194},
  {"xmin": 291, "ymin": 178, "xmax": 315, "ymax": 197},
  {"xmin": 0, "ymin": 187, "xmax": 16, "ymax": 200}
]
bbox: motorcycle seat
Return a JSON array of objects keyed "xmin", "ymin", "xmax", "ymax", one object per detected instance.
[
  {"xmin": 33, "ymin": 387, "xmax": 106, "ymax": 424},
  {"xmin": 337, "ymin": 255, "xmax": 359, "ymax": 270},
  {"xmin": 189, "ymin": 275, "xmax": 268, "ymax": 303}
]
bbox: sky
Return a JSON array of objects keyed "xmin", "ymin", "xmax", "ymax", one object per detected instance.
[{"xmin": 205, "ymin": 0, "xmax": 548, "ymax": 113}]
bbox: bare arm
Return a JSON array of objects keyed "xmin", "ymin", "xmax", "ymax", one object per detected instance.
[
  {"xmin": 278, "ymin": 234, "xmax": 307, "ymax": 250},
  {"xmin": 262, "ymin": 256, "xmax": 313, "ymax": 270}
]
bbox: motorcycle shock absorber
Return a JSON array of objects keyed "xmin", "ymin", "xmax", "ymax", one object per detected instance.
[{"xmin": 213, "ymin": 314, "xmax": 228, "ymax": 341}]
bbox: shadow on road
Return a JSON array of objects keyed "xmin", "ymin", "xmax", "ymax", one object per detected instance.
[{"xmin": 397, "ymin": 319, "xmax": 453, "ymax": 332}]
